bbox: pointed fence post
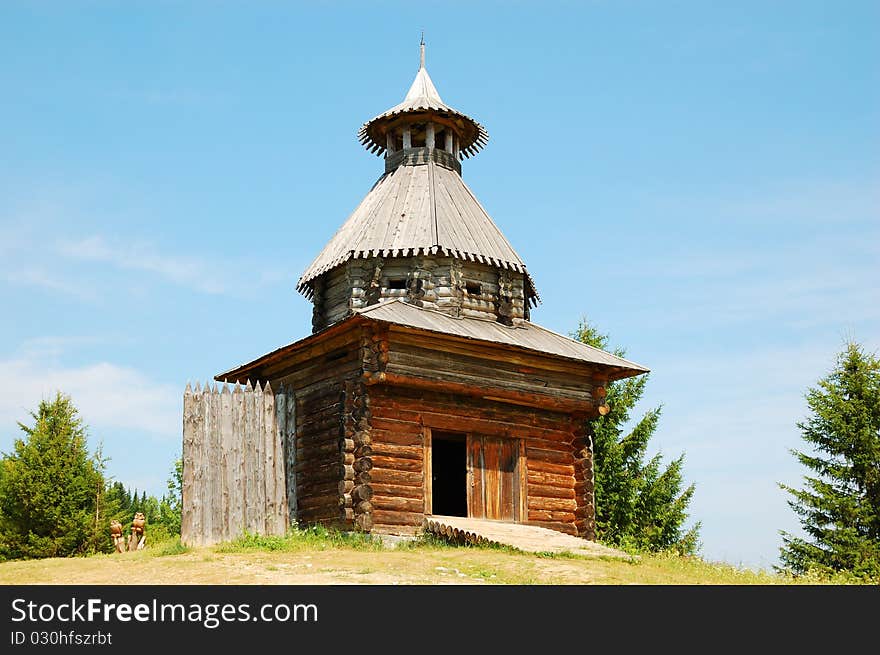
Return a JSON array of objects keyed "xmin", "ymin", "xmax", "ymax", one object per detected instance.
[
  {"xmin": 275, "ymin": 385, "xmax": 290, "ymax": 534},
  {"xmin": 285, "ymin": 389, "xmax": 298, "ymax": 526},
  {"xmin": 181, "ymin": 383, "xmax": 195, "ymax": 545},
  {"xmin": 253, "ymin": 381, "xmax": 266, "ymax": 535}
]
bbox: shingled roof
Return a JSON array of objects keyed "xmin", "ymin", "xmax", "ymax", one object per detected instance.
[
  {"xmin": 217, "ymin": 299, "xmax": 648, "ymax": 383},
  {"xmin": 296, "ymin": 157, "xmax": 537, "ymax": 298}
]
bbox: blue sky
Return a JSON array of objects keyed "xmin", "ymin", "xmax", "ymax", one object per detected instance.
[{"xmin": 1, "ymin": 1, "xmax": 877, "ymax": 570}]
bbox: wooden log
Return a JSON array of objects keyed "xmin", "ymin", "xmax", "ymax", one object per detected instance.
[
  {"xmin": 220, "ymin": 383, "xmax": 234, "ymax": 542},
  {"xmin": 181, "ymin": 384, "xmax": 196, "ymax": 545},
  {"xmin": 355, "ymin": 512, "xmax": 373, "ymax": 532},
  {"xmin": 371, "ymin": 389, "xmax": 578, "ymax": 433},
  {"xmin": 371, "ymin": 404, "xmax": 572, "ymax": 442},
  {"xmin": 208, "ymin": 384, "xmax": 221, "ymax": 544},
  {"xmin": 299, "ymin": 506, "xmax": 341, "ymax": 522},
  {"xmin": 528, "ymin": 496, "xmax": 577, "ymax": 512},
  {"xmin": 351, "ymin": 484, "xmax": 373, "ymax": 502},
  {"xmin": 298, "ymin": 479, "xmax": 342, "ymax": 497},
  {"xmin": 297, "ymin": 440, "xmax": 341, "ymax": 461},
  {"xmin": 371, "ymin": 455, "xmax": 420, "ymax": 472},
  {"xmin": 372, "ymin": 495, "xmax": 424, "ymax": 513},
  {"xmin": 527, "ymin": 520, "xmax": 578, "ymax": 536},
  {"xmin": 244, "ymin": 381, "xmax": 258, "ymax": 534},
  {"xmin": 525, "ymin": 446, "xmax": 575, "ymax": 465},
  {"xmin": 375, "ymin": 371, "xmax": 590, "ymax": 413},
  {"xmin": 298, "ymin": 494, "xmax": 340, "ymax": 512},
  {"xmin": 527, "ymin": 470, "xmax": 574, "ymax": 488},
  {"xmin": 285, "ymin": 390, "xmax": 297, "ymax": 524},
  {"xmin": 371, "ymin": 509, "xmax": 424, "ymax": 526},
  {"xmin": 528, "ymin": 509, "xmax": 577, "ymax": 523},
  {"xmin": 231, "ymin": 384, "xmax": 245, "ymax": 541},
  {"xmin": 295, "ymin": 459, "xmax": 341, "ymax": 476},
  {"xmin": 368, "ymin": 442, "xmax": 423, "ymax": 460},
  {"xmin": 369, "ymin": 468, "xmax": 423, "ymax": 487},
  {"xmin": 526, "ymin": 459, "xmax": 575, "ymax": 477},
  {"xmin": 371, "ymin": 482, "xmax": 423, "ymax": 499},
  {"xmin": 528, "ymin": 484, "xmax": 576, "ymax": 500},
  {"xmin": 369, "ymin": 428, "xmax": 422, "ymax": 447},
  {"xmin": 264, "ymin": 383, "xmax": 279, "ymax": 535},
  {"xmin": 296, "ymin": 465, "xmax": 343, "ymax": 487},
  {"xmin": 353, "ymin": 457, "xmax": 373, "ymax": 473}
]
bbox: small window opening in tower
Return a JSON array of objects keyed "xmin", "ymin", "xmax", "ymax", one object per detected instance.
[
  {"xmin": 387, "ymin": 278, "xmax": 407, "ymax": 290},
  {"xmin": 465, "ymin": 281, "xmax": 482, "ymax": 295},
  {"xmin": 411, "ymin": 123, "xmax": 426, "ymax": 148}
]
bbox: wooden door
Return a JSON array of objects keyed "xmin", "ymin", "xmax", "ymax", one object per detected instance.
[{"xmin": 468, "ymin": 435, "xmax": 524, "ymax": 521}]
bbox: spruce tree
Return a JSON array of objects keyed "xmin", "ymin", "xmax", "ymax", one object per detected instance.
[
  {"xmin": 0, "ymin": 393, "xmax": 106, "ymax": 559},
  {"xmin": 779, "ymin": 342, "xmax": 880, "ymax": 578},
  {"xmin": 573, "ymin": 319, "xmax": 701, "ymax": 554}
]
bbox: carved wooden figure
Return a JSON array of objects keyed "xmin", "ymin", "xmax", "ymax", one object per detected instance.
[
  {"xmin": 128, "ymin": 512, "xmax": 146, "ymax": 551},
  {"xmin": 109, "ymin": 520, "xmax": 125, "ymax": 553}
]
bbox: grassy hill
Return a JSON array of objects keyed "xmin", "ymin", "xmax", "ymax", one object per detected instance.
[{"xmin": 0, "ymin": 529, "xmax": 867, "ymax": 585}]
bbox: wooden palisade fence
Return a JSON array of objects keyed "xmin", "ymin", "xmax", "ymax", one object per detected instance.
[{"xmin": 181, "ymin": 380, "xmax": 295, "ymax": 546}]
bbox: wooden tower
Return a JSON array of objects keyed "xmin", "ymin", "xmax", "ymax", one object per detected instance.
[{"xmin": 215, "ymin": 43, "xmax": 647, "ymax": 539}]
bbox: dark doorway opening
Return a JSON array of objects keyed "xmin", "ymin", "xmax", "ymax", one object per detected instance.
[{"xmin": 431, "ymin": 432, "xmax": 467, "ymax": 517}]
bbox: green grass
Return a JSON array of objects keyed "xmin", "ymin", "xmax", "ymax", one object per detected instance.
[
  {"xmin": 1, "ymin": 525, "xmax": 875, "ymax": 585},
  {"xmin": 151, "ymin": 538, "xmax": 190, "ymax": 557},
  {"xmin": 214, "ymin": 523, "xmax": 385, "ymax": 553}
]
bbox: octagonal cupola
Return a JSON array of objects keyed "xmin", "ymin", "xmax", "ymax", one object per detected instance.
[
  {"xmin": 358, "ymin": 40, "xmax": 488, "ymax": 175},
  {"xmin": 299, "ymin": 41, "xmax": 539, "ymax": 333}
]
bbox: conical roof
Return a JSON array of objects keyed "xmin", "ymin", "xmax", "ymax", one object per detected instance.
[{"xmin": 357, "ymin": 45, "xmax": 488, "ymax": 158}]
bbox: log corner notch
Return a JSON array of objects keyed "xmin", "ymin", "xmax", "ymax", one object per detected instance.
[
  {"xmin": 571, "ymin": 418, "xmax": 596, "ymax": 540},
  {"xmin": 360, "ymin": 321, "xmax": 389, "ymax": 386},
  {"xmin": 594, "ymin": 383, "xmax": 610, "ymax": 417},
  {"xmin": 342, "ymin": 377, "xmax": 374, "ymax": 532}
]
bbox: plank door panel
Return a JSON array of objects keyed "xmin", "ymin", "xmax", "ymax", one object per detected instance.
[
  {"xmin": 499, "ymin": 438, "xmax": 518, "ymax": 521},
  {"xmin": 468, "ymin": 436, "xmax": 485, "ymax": 518},
  {"xmin": 468, "ymin": 435, "xmax": 523, "ymax": 522}
]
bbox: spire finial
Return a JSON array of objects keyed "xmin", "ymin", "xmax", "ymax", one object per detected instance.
[{"xmin": 419, "ymin": 32, "xmax": 425, "ymax": 69}]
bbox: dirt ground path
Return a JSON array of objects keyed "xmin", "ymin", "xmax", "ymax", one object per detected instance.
[{"xmin": 0, "ymin": 546, "xmax": 618, "ymax": 585}]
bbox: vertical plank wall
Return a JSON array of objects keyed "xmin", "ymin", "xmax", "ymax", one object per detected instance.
[{"xmin": 181, "ymin": 381, "xmax": 293, "ymax": 546}]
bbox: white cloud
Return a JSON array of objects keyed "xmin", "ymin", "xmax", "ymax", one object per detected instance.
[
  {"xmin": 57, "ymin": 235, "xmax": 226, "ymax": 295},
  {"xmin": 0, "ymin": 352, "xmax": 180, "ymax": 442},
  {"xmin": 5, "ymin": 269, "xmax": 98, "ymax": 302}
]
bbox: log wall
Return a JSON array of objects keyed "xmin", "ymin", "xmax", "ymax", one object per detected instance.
[
  {"xmin": 366, "ymin": 385, "xmax": 593, "ymax": 537},
  {"xmin": 269, "ymin": 332, "xmax": 364, "ymax": 530},
  {"xmin": 311, "ymin": 256, "xmax": 530, "ymax": 331}
]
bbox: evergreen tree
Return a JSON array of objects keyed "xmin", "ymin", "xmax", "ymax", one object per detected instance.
[
  {"xmin": 779, "ymin": 342, "xmax": 880, "ymax": 579},
  {"xmin": 0, "ymin": 393, "xmax": 106, "ymax": 559},
  {"xmin": 159, "ymin": 457, "xmax": 182, "ymax": 536},
  {"xmin": 573, "ymin": 319, "xmax": 701, "ymax": 554}
]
